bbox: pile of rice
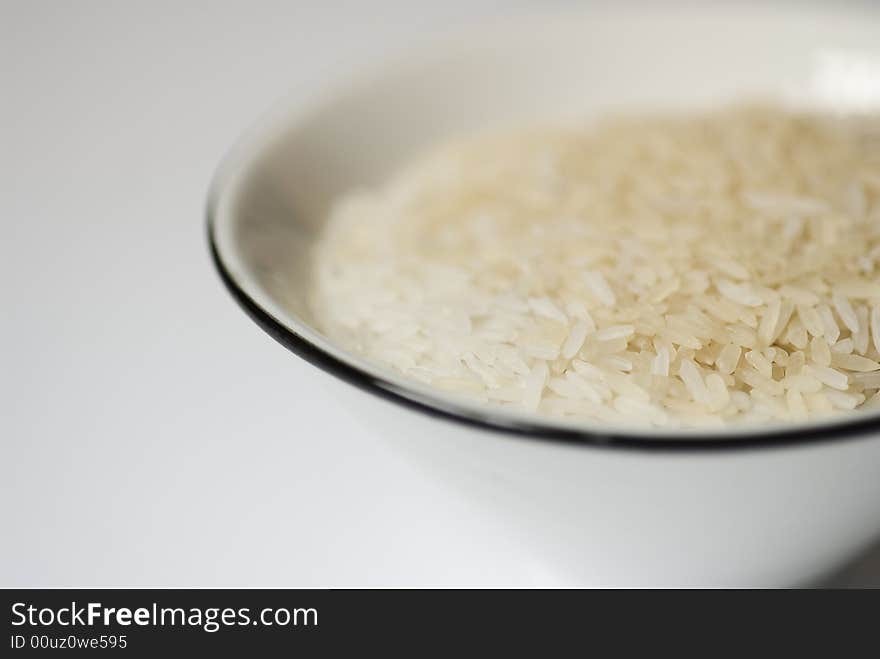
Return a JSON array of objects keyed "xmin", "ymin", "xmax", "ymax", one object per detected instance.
[{"xmin": 311, "ymin": 105, "xmax": 880, "ymax": 428}]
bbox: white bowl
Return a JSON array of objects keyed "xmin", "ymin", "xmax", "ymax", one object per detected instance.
[{"xmin": 209, "ymin": 3, "xmax": 880, "ymax": 585}]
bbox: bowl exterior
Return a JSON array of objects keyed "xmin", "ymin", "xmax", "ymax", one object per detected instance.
[{"xmin": 338, "ymin": 381, "xmax": 880, "ymax": 586}]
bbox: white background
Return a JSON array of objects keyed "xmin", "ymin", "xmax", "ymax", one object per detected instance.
[{"xmin": 3, "ymin": 0, "xmax": 879, "ymax": 586}]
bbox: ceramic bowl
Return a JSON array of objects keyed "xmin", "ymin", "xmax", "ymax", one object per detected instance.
[{"xmin": 209, "ymin": 3, "xmax": 880, "ymax": 585}]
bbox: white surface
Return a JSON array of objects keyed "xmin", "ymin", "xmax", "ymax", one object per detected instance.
[
  {"xmin": 0, "ymin": 0, "xmax": 575, "ymax": 588},
  {"xmin": 2, "ymin": 0, "xmax": 879, "ymax": 587}
]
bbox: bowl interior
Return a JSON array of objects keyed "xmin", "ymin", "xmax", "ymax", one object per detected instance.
[{"xmin": 210, "ymin": 3, "xmax": 880, "ymax": 443}]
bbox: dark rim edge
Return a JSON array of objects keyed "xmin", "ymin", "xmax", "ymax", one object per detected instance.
[{"xmin": 207, "ymin": 213, "xmax": 880, "ymax": 452}]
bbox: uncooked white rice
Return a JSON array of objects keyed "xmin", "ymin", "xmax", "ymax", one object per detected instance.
[{"xmin": 311, "ymin": 105, "xmax": 880, "ymax": 429}]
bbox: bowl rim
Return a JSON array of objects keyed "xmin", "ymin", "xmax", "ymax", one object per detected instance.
[{"xmin": 207, "ymin": 4, "xmax": 880, "ymax": 452}]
